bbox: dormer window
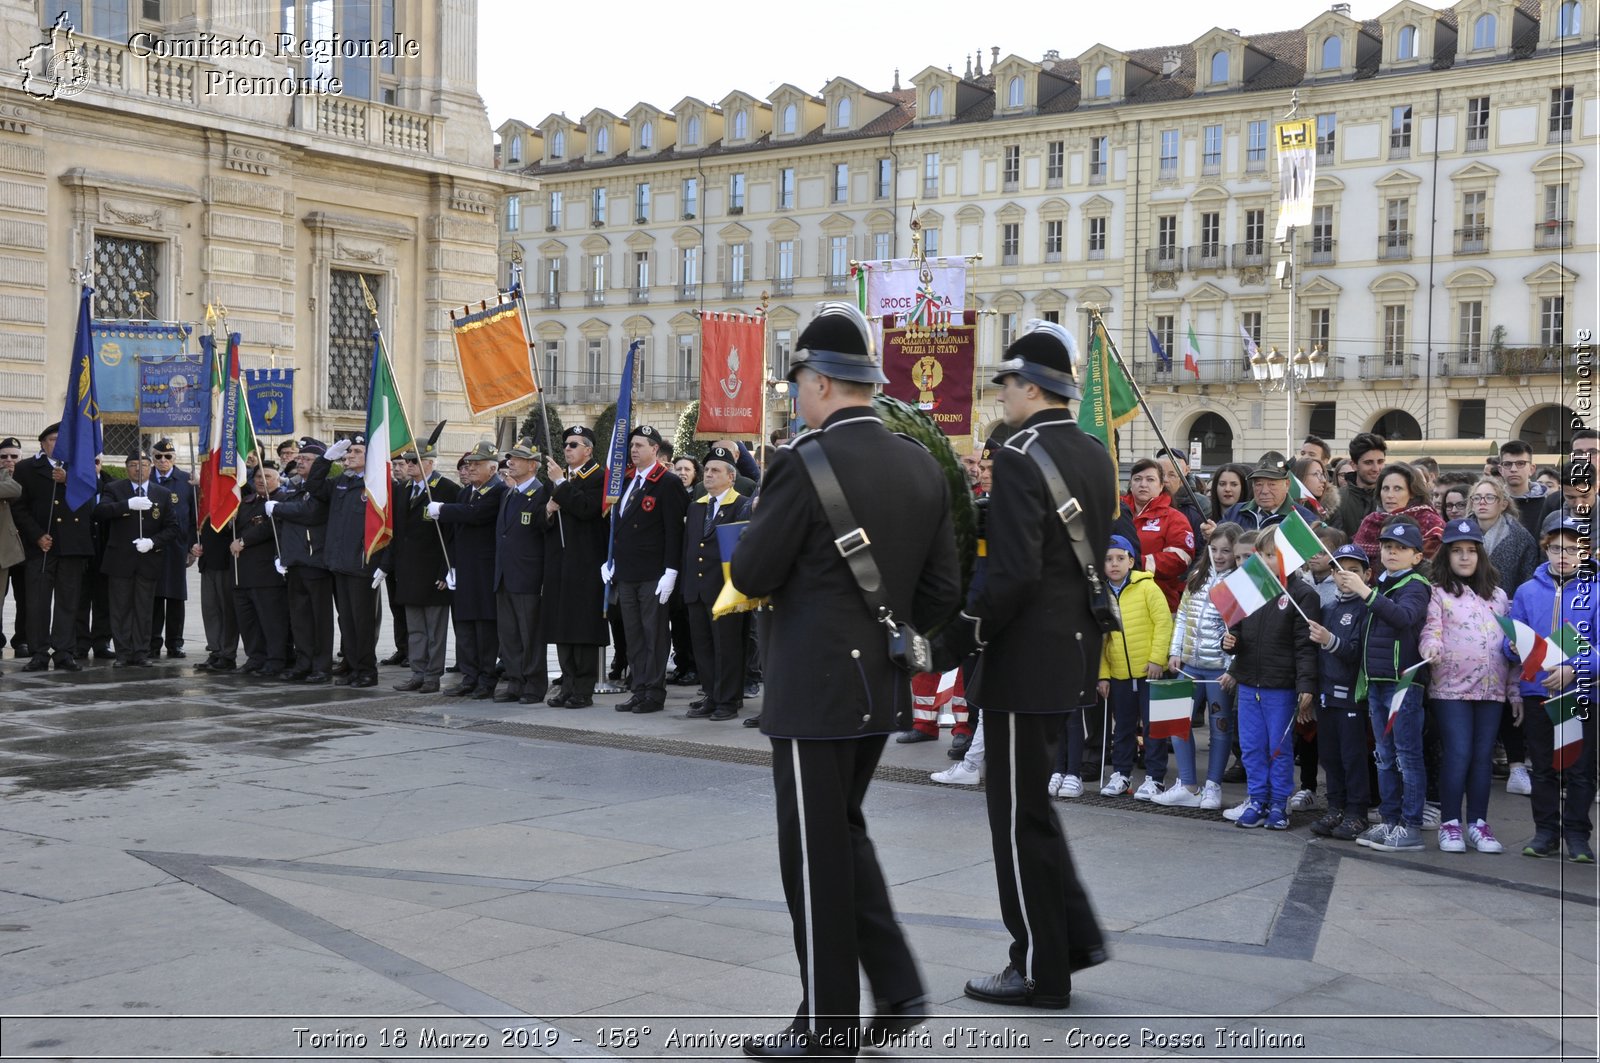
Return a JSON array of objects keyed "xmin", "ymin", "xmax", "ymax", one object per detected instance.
[
  {"xmin": 595, "ymin": 127, "xmax": 609, "ymax": 155},
  {"xmin": 551, "ymin": 129, "xmax": 565, "ymax": 158},
  {"xmin": 1007, "ymin": 75, "xmax": 1024, "ymax": 107},
  {"xmin": 1473, "ymin": 13, "xmax": 1497, "ymax": 48},
  {"xmin": 927, "ymin": 86, "xmax": 943, "ymax": 116},
  {"xmin": 836, "ymin": 97, "xmax": 851, "ymax": 128},
  {"xmin": 1397, "ymin": 24, "xmax": 1417, "ymax": 58},
  {"xmin": 508, "ymin": 134, "xmax": 522, "ymax": 163},
  {"xmin": 639, "ymin": 121, "xmax": 653, "ymax": 149},
  {"xmin": 1209, "ymin": 50, "xmax": 1229, "ymax": 85},
  {"xmin": 685, "ymin": 116, "xmax": 700, "ymax": 146},
  {"xmin": 782, "ymin": 103, "xmax": 796, "ymax": 133},
  {"xmin": 1558, "ymin": 1, "xmax": 1582, "ymax": 36},
  {"xmin": 1321, "ymin": 35, "xmax": 1342, "ymax": 69},
  {"xmin": 733, "ymin": 109, "xmax": 748, "ymax": 139},
  {"xmin": 1094, "ymin": 65, "xmax": 1111, "ymax": 97}
]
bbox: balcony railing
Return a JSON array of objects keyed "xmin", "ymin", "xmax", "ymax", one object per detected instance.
[
  {"xmin": 825, "ymin": 274, "xmax": 851, "ymax": 293},
  {"xmin": 723, "ymin": 281, "xmax": 745, "ymax": 299},
  {"xmin": 1158, "ymin": 162, "xmax": 1178, "ymax": 181},
  {"xmin": 1389, "ymin": 135, "xmax": 1411, "ymax": 159},
  {"xmin": 1380, "ymin": 232, "xmax": 1412, "ymax": 260},
  {"xmin": 1131, "ymin": 358, "xmax": 1248, "ymax": 387},
  {"xmin": 1445, "ymin": 348, "xmax": 1488, "ymax": 376},
  {"xmin": 1535, "ymin": 220, "xmax": 1573, "ymax": 248},
  {"xmin": 1232, "ymin": 241, "xmax": 1267, "ymax": 267},
  {"xmin": 1144, "ymin": 247, "xmax": 1181, "ymax": 272},
  {"xmin": 1494, "ymin": 346, "xmax": 1565, "ymax": 375},
  {"xmin": 629, "ymin": 286, "xmax": 650, "ymax": 305},
  {"xmin": 1466, "ymin": 133, "xmax": 1488, "ymax": 152},
  {"xmin": 774, "ymin": 276, "xmax": 795, "ymax": 296},
  {"xmin": 1454, "ymin": 227, "xmax": 1490, "ymax": 255},
  {"xmin": 923, "ymin": 179, "xmax": 939, "ymax": 197},
  {"xmin": 542, "ymin": 292, "xmax": 561, "ymax": 309},
  {"xmin": 1089, "ymin": 166, "xmax": 1108, "ymax": 185},
  {"xmin": 677, "ymin": 283, "xmax": 699, "ymax": 301},
  {"xmin": 1306, "ymin": 237, "xmax": 1336, "ymax": 265},
  {"xmin": 585, "ymin": 290, "xmax": 606, "ymax": 307},
  {"xmin": 1187, "ymin": 243, "xmax": 1226, "ymax": 271},
  {"xmin": 1359, "ymin": 353, "xmax": 1419, "ymax": 380}
]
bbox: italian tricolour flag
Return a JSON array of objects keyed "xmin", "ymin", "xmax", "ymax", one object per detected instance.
[
  {"xmin": 1208, "ymin": 553, "xmax": 1284, "ymax": 627},
  {"xmin": 1545, "ymin": 691, "xmax": 1585, "ymax": 771},
  {"xmin": 200, "ymin": 331, "xmax": 252, "ymax": 533},
  {"xmin": 1498, "ymin": 618, "xmax": 1589, "ymax": 682},
  {"xmin": 1386, "ymin": 660, "xmax": 1428, "ymax": 734},
  {"xmin": 1271, "ymin": 510, "xmax": 1325, "ymax": 584},
  {"xmin": 1147, "ymin": 678, "xmax": 1193, "ymax": 740},
  {"xmin": 362, "ymin": 336, "xmax": 413, "ymax": 562}
]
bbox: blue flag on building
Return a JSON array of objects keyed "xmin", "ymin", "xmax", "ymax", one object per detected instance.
[
  {"xmin": 243, "ymin": 368, "xmax": 295, "ymax": 436},
  {"xmin": 1148, "ymin": 327, "xmax": 1172, "ymax": 371},
  {"xmin": 55, "ymin": 285, "xmax": 103, "ymax": 511}
]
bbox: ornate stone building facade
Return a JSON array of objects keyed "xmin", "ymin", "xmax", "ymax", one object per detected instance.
[
  {"xmin": 0, "ymin": 0, "xmax": 522, "ymax": 455},
  {"xmin": 500, "ymin": 0, "xmax": 1592, "ymax": 466}
]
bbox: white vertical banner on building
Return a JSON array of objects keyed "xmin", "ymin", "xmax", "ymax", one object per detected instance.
[
  {"xmin": 1273, "ymin": 119, "xmax": 1316, "ymax": 240},
  {"xmin": 860, "ymin": 257, "xmax": 967, "ymax": 337}
]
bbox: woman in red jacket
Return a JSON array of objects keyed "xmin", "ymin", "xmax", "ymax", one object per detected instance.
[
  {"xmin": 1353, "ymin": 462, "xmax": 1444, "ymax": 568},
  {"xmin": 1124, "ymin": 458, "xmax": 1195, "ymax": 611}
]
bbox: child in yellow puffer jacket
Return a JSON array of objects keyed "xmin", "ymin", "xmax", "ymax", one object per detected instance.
[{"xmin": 1097, "ymin": 534, "xmax": 1176, "ymax": 799}]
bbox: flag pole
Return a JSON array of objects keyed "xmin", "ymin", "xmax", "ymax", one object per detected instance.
[
  {"xmin": 506, "ymin": 261, "xmax": 563, "ymax": 546},
  {"xmin": 1084, "ymin": 306, "xmax": 1210, "ymax": 521},
  {"xmin": 359, "ymin": 277, "xmax": 451, "ymax": 571}
]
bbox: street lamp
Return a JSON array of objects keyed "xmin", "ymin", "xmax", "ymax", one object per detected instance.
[{"xmin": 1252, "ymin": 344, "xmax": 1329, "ymax": 451}]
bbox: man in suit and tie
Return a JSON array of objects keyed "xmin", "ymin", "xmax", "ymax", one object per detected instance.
[
  {"xmin": 148, "ymin": 438, "xmax": 195, "ymax": 659},
  {"xmin": 94, "ymin": 450, "xmax": 182, "ymax": 667},
  {"xmin": 390, "ymin": 441, "xmax": 458, "ymax": 693},
  {"xmin": 10, "ymin": 423, "xmax": 96, "ymax": 671},
  {"xmin": 681, "ymin": 445, "xmax": 752, "ymax": 721},
  {"xmin": 494, "ymin": 437, "xmax": 550, "ymax": 705},
  {"xmin": 430, "ymin": 442, "xmax": 506, "ymax": 698},
  {"xmin": 543, "ymin": 426, "xmax": 609, "ymax": 708}
]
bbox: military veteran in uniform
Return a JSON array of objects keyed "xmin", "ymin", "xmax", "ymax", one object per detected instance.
[
  {"xmin": 543, "ymin": 425, "xmax": 609, "ymax": 707},
  {"xmin": 494, "ymin": 437, "xmax": 550, "ymax": 705},
  {"xmin": 429, "ymin": 441, "xmax": 505, "ymax": 698},
  {"xmin": 681, "ymin": 444, "xmax": 752, "ymax": 722},
  {"xmin": 95, "ymin": 450, "xmax": 182, "ymax": 667},
  {"xmin": 148, "ymin": 437, "xmax": 195, "ymax": 659},
  {"xmin": 11, "ymin": 422, "xmax": 96, "ymax": 671},
  {"xmin": 390, "ymin": 439, "xmax": 458, "ymax": 693},
  {"xmin": 232, "ymin": 461, "xmax": 290, "ymax": 677}
]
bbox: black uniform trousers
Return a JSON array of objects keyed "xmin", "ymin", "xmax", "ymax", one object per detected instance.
[
  {"xmin": 331, "ymin": 573, "xmax": 379, "ymax": 680},
  {"xmin": 385, "ymin": 571, "xmax": 408, "ymax": 655},
  {"xmin": 980, "ymin": 709, "xmax": 1105, "ymax": 999},
  {"xmin": 2, "ymin": 562, "xmax": 23, "ymax": 650},
  {"xmin": 556, "ymin": 643, "xmax": 600, "ymax": 698},
  {"xmin": 73, "ymin": 559, "xmax": 109, "ymax": 658},
  {"xmin": 286, "ymin": 567, "xmax": 334, "ymax": 673},
  {"xmin": 1316, "ymin": 700, "xmax": 1370, "ymax": 817},
  {"xmin": 667, "ymin": 589, "xmax": 696, "ymax": 675},
  {"xmin": 769, "ymin": 734, "xmax": 921, "ymax": 1052},
  {"xmin": 617, "ymin": 579, "xmax": 669, "ymax": 705},
  {"xmin": 107, "ymin": 572, "xmax": 157, "ymax": 663},
  {"xmin": 150, "ymin": 596, "xmax": 185, "ymax": 655},
  {"xmin": 495, "ymin": 589, "xmax": 548, "ymax": 698},
  {"xmin": 200, "ymin": 567, "xmax": 240, "ymax": 664},
  {"xmin": 685, "ymin": 602, "xmax": 744, "ymax": 713},
  {"xmin": 25, "ymin": 554, "xmax": 85, "ymax": 661},
  {"xmin": 1523, "ymin": 694, "xmax": 1598, "ymax": 841},
  {"xmin": 453, "ymin": 617, "xmax": 497, "ymax": 691},
  {"xmin": 236, "ymin": 585, "xmax": 290, "ymax": 672}
]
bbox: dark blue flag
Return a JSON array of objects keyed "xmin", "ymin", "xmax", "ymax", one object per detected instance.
[
  {"xmin": 1148, "ymin": 327, "xmax": 1172, "ymax": 371},
  {"xmin": 55, "ymin": 285, "xmax": 102, "ymax": 511}
]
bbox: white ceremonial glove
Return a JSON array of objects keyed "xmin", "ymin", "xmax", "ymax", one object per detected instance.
[
  {"xmin": 134, "ymin": 537, "xmax": 153, "ymax": 554},
  {"xmin": 264, "ymin": 500, "xmax": 279, "ymax": 517},
  {"xmin": 655, "ymin": 568, "xmax": 678, "ymax": 604},
  {"xmin": 426, "ymin": 501, "xmax": 443, "ymax": 520},
  {"xmin": 445, "ymin": 568, "xmax": 457, "ymax": 590},
  {"xmin": 274, "ymin": 558, "xmax": 288, "ymax": 576},
  {"xmin": 324, "ymin": 439, "xmax": 353, "ymax": 462},
  {"xmin": 371, "ymin": 567, "xmax": 385, "ymax": 589},
  {"xmin": 600, "ymin": 561, "xmax": 615, "ymax": 585},
  {"xmin": 127, "ymin": 494, "xmax": 153, "ymax": 512}
]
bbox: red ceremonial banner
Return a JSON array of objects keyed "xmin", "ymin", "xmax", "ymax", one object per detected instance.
[
  {"xmin": 696, "ymin": 313, "xmax": 763, "ymax": 437},
  {"xmin": 881, "ymin": 310, "xmax": 977, "ymax": 442}
]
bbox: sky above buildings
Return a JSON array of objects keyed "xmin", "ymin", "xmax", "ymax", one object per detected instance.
[{"xmin": 477, "ymin": 0, "xmax": 1345, "ymax": 131}]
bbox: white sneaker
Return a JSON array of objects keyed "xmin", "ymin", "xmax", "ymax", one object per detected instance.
[
  {"xmin": 1133, "ymin": 777, "xmax": 1163, "ymax": 801},
  {"xmin": 931, "ymin": 761, "xmax": 980, "ymax": 786},
  {"xmin": 1438, "ymin": 820, "xmax": 1466, "ymax": 853},
  {"xmin": 1048, "ymin": 772, "xmax": 1065, "ymax": 797},
  {"xmin": 1223, "ymin": 798, "xmax": 1253, "ymax": 822},
  {"xmin": 1059, "ymin": 774, "xmax": 1083, "ymax": 798},
  {"xmin": 1466, "ymin": 819, "xmax": 1504, "ymax": 853},
  {"xmin": 1199, "ymin": 780, "xmax": 1224, "ymax": 810},
  {"xmin": 1289, "ymin": 788, "xmax": 1324, "ymax": 811},
  {"xmin": 1099, "ymin": 771, "xmax": 1132, "ymax": 797},
  {"xmin": 1153, "ymin": 783, "xmax": 1202, "ymax": 807},
  {"xmin": 1421, "ymin": 803, "xmax": 1442, "ymax": 830},
  {"xmin": 1506, "ymin": 764, "xmax": 1532, "ymax": 795}
]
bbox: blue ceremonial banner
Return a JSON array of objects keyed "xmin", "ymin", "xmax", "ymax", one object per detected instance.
[
  {"xmin": 89, "ymin": 321, "xmax": 191, "ymax": 416},
  {"xmin": 138, "ymin": 347, "xmax": 206, "ymax": 429},
  {"xmin": 243, "ymin": 368, "xmax": 295, "ymax": 436},
  {"xmin": 603, "ymin": 340, "xmax": 641, "ymax": 512},
  {"xmin": 56, "ymin": 286, "xmax": 103, "ymax": 511}
]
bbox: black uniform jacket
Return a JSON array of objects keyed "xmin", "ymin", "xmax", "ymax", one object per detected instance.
[
  {"xmin": 150, "ymin": 468, "xmax": 195, "ymax": 598},
  {"xmin": 543, "ymin": 461, "xmax": 609, "ymax": 645},
  {"xmin": 391, "ymin": 474, "xmax": 459, "ymax": 607},
  {"xmin": 610, "ymin": 461, "xmax": 689, "ymax": 583},
  {"xmin": 10, "ymin": 454, "xmax": 95, "ymax": 557},
  {"xmin": 680, "ymin": 488, "xmax": 752, "ymax": 605},
  {"xmin": 235, "ymin": 490, "xmax": 287, "ymax": 589},
  {"xmin": 273, "ymin": 476, "xmax": 330, "ymax": 574},
  {"xmin": 495, "ymin": 477, "xmax": 548, "ymax": 595},
  {"xmin": 731, "ymin": 407, "xmax": 961, "ymax": 739},
  {"xmin": 94, "ymin": 478, "xmax": 182, "ymax": 578},
  {"xmin": 436, "ymin": 478, "xmax": 505, "ymax": 621},
  {"xmin": 966, "ymin": 409, "xmax": 1117, "ymax": 713}
]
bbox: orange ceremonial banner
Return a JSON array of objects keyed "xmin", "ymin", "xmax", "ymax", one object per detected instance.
[{"xmin": 450, "ymin": 302, "xmax": 537, "ymax": 416}]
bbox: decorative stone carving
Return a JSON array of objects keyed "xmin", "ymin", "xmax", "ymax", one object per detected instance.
[
  {"xmin": 336, "ymin": 242, "xmax": 385, "ymax": 264},
  {"xmin": 101, "ymin": 203, "xmax": 163, "ymax": 228}
]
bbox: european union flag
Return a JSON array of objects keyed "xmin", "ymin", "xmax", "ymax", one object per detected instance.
[{"xmin": 54, "ymin": 285, "xmax": 102, "ymax": 511}]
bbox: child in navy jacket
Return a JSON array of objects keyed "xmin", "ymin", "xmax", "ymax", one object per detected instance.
[{"xmin": 1308, "ymin": 544, "xmax": 1374, "ymax": 840}]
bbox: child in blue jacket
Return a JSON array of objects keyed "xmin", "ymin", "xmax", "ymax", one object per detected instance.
[{"xmin": 1308, "ymin": 544, "xmax": 1374, "ymax": 840}]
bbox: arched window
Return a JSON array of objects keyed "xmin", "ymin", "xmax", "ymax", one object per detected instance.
[
  {"xmin": 1558, "ymin": 0, "xmax": 1582, "ymax": 36},
  {"xmin": 927, "ymin": 86, "xmax": 942, "ymax": 116},
  {"xmin": 1094, "ymin": 65, "xmax": 1111, "ymax": 97},
  {"xmin": 733, "ymin": 109, "xmax": 748, "ymax": 139},
  {"xmin": 1321, "ymin": 34, "xmax": 1342, "ymax": 69},
  {"xmin": 1210, "ymin": 50, "xmax": 1229, "ymax": 85},
  {"xmin": 508, "ymin": 134, "xmax": 522, "ymax": 163},
  {"xmin": 639, "ymin": 121, "xmax": 653, "ymax": 149},
  {"xmin": 1396, "ymin": 24, "xmax": 1418, "ymax": 58},
  {"xmin": 782, "ymin": 103, "xmax": 796, "ymax": 133},
  {"xmin": 594, "ymin": 126, "xmax": 608, "ymax": 155},
  {"xmin": 1007, "ymin": 75, "xmax": 1024, "ymax": 107},
  {"xmin": 685, "ymin": 116, "xmax": 700, "ymax": 146},
  {"xmin": 836, "ymin": 97, "xmax": 851, "ymax": 128},
  {"xmin": 551, "ymin": 129, "xmax": 565, "ymax": 158},
  {"xmin": 1473, "ymin": 13, "xmax": 1497, "ymax": 49}
]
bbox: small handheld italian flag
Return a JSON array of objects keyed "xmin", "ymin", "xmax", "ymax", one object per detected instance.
[
  {"xmin": 1288, "ymin": 470, "xmax": 1315, "ymax": 509},
  {"xmin": 1545, "ymin": 690, "xmax": 1585, "ymax": 771},
  {"xmin": 1271, "ymin": 510, "xmax": 1325, "ymax": 584},
  {"xmin": 1148, "ymin": 678, "xmax": 1194, "ymax": 740},
  {"xmin": 1385, "ymin": 660, "xmax": 1428, "ymax": 734},
  {"xmin": 1499, "ymin": 618, "xmax": 1589, "ymax": 682},
  {"xmin": 1208, "ymin": 553, "xmax": 1285, "ymax": 627}
]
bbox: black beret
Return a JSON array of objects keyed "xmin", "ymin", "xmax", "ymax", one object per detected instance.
[
  {"xmin": 0, "ymin": 436, "xmax": 20, "ymax": 450},
  {"xmin": 39, "ymin": 422, "xmax": 61, "ymax": 441},
  {"xmin": 630, "ymin": 424, "xmax": 663, "ymax": 446}
]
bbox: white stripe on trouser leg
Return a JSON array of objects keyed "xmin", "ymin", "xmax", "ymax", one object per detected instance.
[
  {"xmin": 792, "ymin": 742, "xmax": 817, "ymax": 1031},
  {"xmin": 1008, "ymin": 720, "xmax": 1035, "ymax": 979}
]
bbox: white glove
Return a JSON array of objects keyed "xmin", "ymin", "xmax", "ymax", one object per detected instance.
[
  {"xmin": 264, "ymin": 500, "xmax": 278, "ymax": 516},
  {"xmin": 128, "ymin": 494, "xmax": 153, "ymax": 512},
  {"xmin": 445, "ymin": 568, "xmax": 457, "ymax": 590},
  {"xmin": 600, "ymin": 561, "xmax": 615, "ymax": 585},
  {"xmin": 426, "ymin": 501, "xmax": 443, "ymax": 520},
  {"xmin": 325, "ymin": 439, "xmax": 353, "ymax": 462},
  {"xmin": 371, "ymin": 567, "xmax": 385, "ymax": 589},
  {"xmin": 134, "ymin": 537, "xmax": 153, "ymax": 553},
  {"xmin": 274, "ymin": 558, "xmax": 288, "ymax": 575},
  {"xmin": 655, "ymin": 568, "xmax": 678, "ymax": 604}
]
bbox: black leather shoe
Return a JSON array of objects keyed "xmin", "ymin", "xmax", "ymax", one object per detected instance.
[
  {"xmin": 963, "ymin": 965, "xmax": 1070, "ymax": 1009},
  {"xmin": 492, "ymin": 689, "xmax": 520, "ymax": 703},
  {"xmin": 615, "ymin": 695, "xmax": 641, "ymax": 712},
  {"xmin": 545, "ymin": 692, "xmax": 569, "ymax": 708},
  {"xmin": 334, "ymin": 673, "xmax": 355, "ymax": 686},
  {"xmin": 667, "ymin": 668, "xmax": 698, "ymax": 686},
  {"xmin": 91, "ymin": 643, "xmax": 113, "ymax": 659},
  {"xmin": 279, "ymin": 669, "xmax": 309, "ymax": 682},
  {"xmin": 23, "ymin": 657, "xmax": 49, "ymax": 672},
  {"xmin": 686, "ymin": 703, "xmax": 714, "ymax": 718},
  {"xmin": 471, "ymin": 687, "xmax": 495, "ymax": 700},
  {"xmin": 131, "ymin": 657, "xmax": 155, "ymax": 667},
  {"xmin": 302, "ymin": 671, "xmax": 330, "ymax": 684},
  {"xmin": 895, "ymin": 729, "xmax": 937, "ymax": 744},
  {"xmin": 13, "ymin": 642, "xmax": 30, "ymax": 659},
  {"xmin": 330, "ymin": 660, "xmax": 350, "ymax": 676},
  {"xmin": 563, "ymin": 695, "xmax": 592, "ymax": 708},
  {"xmin": 632, "ymin": 700, "xmax": 664, "ymax": 714},
  {"xmin": 688, "ymin": 695, "xmax": 707, "ymax": 710},
  {"xmin": 379, "ymin": 651, "xmax": 408, "ymax": 666},
  {"xmin": 947, "ymin": 733, "xmax": 972, "ymax": 760},
  {"xmin": 393, "ymin": 676, "xmax": 424, "ymax": 692},
  {"xmin": 212, "ymin": 660, "xmax": 237, "ymax": 672},
  {"xmin": 863, "ymin": 995, "xmax": 929, "ymax": 1048},
  {"xmin": 418, "ymin": 678, "xmax": 440, "ymax": 693},
  {"xmin": 166, "ymin": 650, "xmax": 187, "ymax": 659},
  {"xmin": 519, "ymin": 692, "xmax": 545, "ymax": 705},
  {"xmin": 442, "ymin": 683, "xmax": 475, "ymax": 697},
  {"xmin": 53, "ymin": 656, "xmax": 82, "ymax": 673},
  {"xmin": 237, "ymin": 664, "xmax": 264, "ymax": 677},
  {"xmin": 743, "ymin": 714, "xmax": 762, "ymax": 728},
  {"xmin": 352, "ymin": 675, "xmax": 378, "ymax": 689},
  {"xmin": 709, "ymin": 707, "xmax": 739, "ymax": 721},
  {"xmin": 113, "ymin": 659, "xmax": 133, "ymax": 668}
]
